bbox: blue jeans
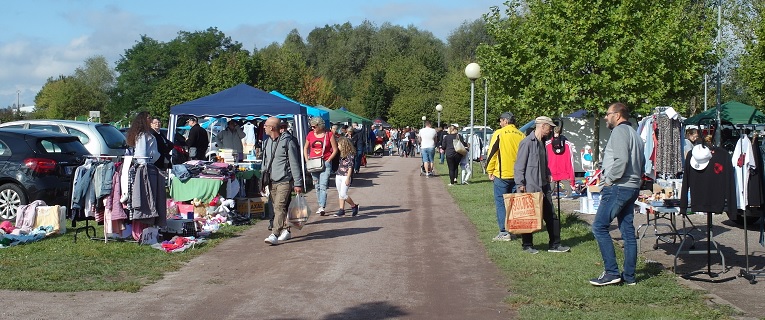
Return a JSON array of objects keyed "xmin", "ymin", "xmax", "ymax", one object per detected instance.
[
  {"xmin": 591, "ymin": 185, "xmax": 639, "ymax": 283},
  {"xmin": 353, "ymin": 149, "xmax": 364, "ymax": 172},
  {"xmin": 492, "ymin": 177, "xmax": 516, "ymax": 233},
  {"xmin": 310, "ymin": 160, "xmax": 333, "ymax": 209},
  {"xmin": 439, "ymin": 149, "xmax": 445, "ymax": 164}
]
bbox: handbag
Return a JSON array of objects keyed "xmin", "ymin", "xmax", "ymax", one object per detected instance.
[
  {"xmin": 454, "ymin": 137, "xmax": 467, "ymax": 155},
  {"xmin": 306, "ymin": 134, "xmax": 327, "ymax": 173},
  {"xmin": 503, "ymin": 192, "xmax": 544, "ymax": 234}
]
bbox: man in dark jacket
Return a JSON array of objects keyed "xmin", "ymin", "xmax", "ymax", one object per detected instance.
[
  {"xmin": 350, "ymin": 122, "xmax": 365, "ymax": 174},
  {"xmin": 185, "ymin": 117, "xmax": 209, "ymax": 160},
  {"xmin": 436, "ymin": 124, "xmax": 447, "ymax": 164},
  {"xmin": 515, "ymin": 116, "xmax": 570, "ymax": 255}
]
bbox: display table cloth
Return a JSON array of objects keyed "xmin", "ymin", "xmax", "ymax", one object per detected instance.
[{"xmin": 170, "ymin": 177, "xmax": 223, "ymax": 202}]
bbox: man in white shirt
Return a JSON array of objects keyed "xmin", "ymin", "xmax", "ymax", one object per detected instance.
[{"xmin": 419, "ymin": 120, "xmax": 438, "ymax": 176}]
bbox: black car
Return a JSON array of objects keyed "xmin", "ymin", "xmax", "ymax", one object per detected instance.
[{"xmin": 0, "ymin": 129, "xmax": 89, "ymax": 220}]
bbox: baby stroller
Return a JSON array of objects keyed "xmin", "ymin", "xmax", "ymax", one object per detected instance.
[{"xmin": 419, "ymin": 161, "xmax": 436, "ymax": 176}]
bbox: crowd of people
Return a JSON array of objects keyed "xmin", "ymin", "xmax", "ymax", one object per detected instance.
[{"xmin": 149, "ymin": 106, "xmax": 642, "ymax": 287}]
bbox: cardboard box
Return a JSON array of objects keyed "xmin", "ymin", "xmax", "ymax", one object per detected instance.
[{"xmin": 236, "ymin": 197, "xmax": 265, "ymax": 214}]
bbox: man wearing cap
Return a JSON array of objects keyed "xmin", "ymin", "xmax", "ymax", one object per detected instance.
[
  {"xmin": 514, "ymin": 116, "xmax": 570, "ymax": 254},
  {"xmin": 186, "ymin": 117, "xmax": 209, "ymax": 160},
  {"xmin": 590, "ymin": 102, "xmax": 645, "ymax": 286},
  {"xmin": 486, "ymin": 112, "xmax": 525, "ymax": 241}
]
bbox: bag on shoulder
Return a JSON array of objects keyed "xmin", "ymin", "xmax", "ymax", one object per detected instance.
[
  {"xmin": 306, "ymin": 157, "xmax": 325, "ymax": 173},
  {"xmin": 454, "ymin": 137, "xmax": 467, "ymax": 155}
]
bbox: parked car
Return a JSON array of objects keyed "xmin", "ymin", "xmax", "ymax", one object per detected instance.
[
  {"xmin": 0, "ymin": 120, "xmax": 128, "ymax": 156},
  {"xmin": 0, "ymin": 129, "xmax": 89, "ymax": 220}
]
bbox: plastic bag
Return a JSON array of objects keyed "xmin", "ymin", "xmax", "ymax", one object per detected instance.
[{"xmin": 287, "ymin": 194, "xmax": 311, "ymax": 230}]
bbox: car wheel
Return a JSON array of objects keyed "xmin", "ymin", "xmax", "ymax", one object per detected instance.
[{"xmin": 0, "ymin": 184, "xmax": 28, "ymax": 221}]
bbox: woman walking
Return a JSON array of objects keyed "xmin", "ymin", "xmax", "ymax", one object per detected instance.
[
  {"xmin": 441, "ymin": 125, "xmax": 466, "ymax": 185},
  {"xmin": 304, "ymin": 117, "xmax": 338, "ymax": 216},
  {"xmin": 333, "ymin": 136, "xmax": 360, "ymax": 217}
]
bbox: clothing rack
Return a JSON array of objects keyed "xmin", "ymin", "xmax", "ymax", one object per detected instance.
[
  {"xmin": 734, "ymin": 124, "xmax": 765, "ymax": 284},
  {"xmin": 72, "ymin": 155, "xmax": 151, "ymax": 244}
]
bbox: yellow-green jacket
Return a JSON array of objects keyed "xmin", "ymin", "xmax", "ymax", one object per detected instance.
[{"xmin": 486, "ymin": 124, "xmax": 525, "ymax": 179}]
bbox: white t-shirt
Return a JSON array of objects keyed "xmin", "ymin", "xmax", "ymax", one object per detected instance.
[{"xmin": 419, "ymin": 127, "xmax": 437, "ymax": 149}]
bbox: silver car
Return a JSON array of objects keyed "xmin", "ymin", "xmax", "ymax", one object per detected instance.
[{"xmin": 0, "ymin": 120, "xmax": 128, "ymax": 156}]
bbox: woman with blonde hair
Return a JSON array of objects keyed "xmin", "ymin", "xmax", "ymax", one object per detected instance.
[
  {"xmin": 333, "ymin": 136, "xmax": 360, "ymax": 216},
  {"xmin": 440, "ymin": 125, "xmax": 466, "ymax": 185},
  {"xmin": 304, "ymin": 117, "xmax": 338, "ymax": 215}
]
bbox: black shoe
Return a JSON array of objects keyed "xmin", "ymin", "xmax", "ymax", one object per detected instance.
[
  {"xmin": 333, "ymin": 209, "xmax": 346, "ymax": 217},
  {"xmin": 351, "ymin": 204, "xmax": 359, "ymax": 216}
]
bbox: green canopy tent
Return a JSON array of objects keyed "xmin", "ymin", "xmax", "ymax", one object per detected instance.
[
  {"xmin": 685, "ymin": 101, "xmax": 765, "ymax": 125},
  {"xmin": 314, "ymin": 105, "xmax": 355, "ymax": 125}
]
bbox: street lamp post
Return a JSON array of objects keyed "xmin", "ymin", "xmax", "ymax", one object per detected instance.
[
  {"xmin": 465, "ymin": 62, "xmax": 481, "ymax": 183},
  {"xmin": 483, "ymin": 79, "xmax": 488, "ymax": 174},
  {"xmin": 16, "ymin": 90, "xmax": 20, "ymax": 113},
  {"xmin": 421, "ymin": 115, "xmax": 426, "ymax": 128},
  {"xmin": 435, "ymin": 104, "xmax": 443, "ymax": 128}
]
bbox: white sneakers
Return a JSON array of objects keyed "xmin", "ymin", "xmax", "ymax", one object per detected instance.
[
  {"xmin": 316, "ymin": 207, "xmax": 326, "ymax": 216},
  {"xmin": 264, "ymin": 234, "xmax": 278, "ymax": 245},
  {"xmin": 265, "ymin": 229, "xmax": 291, "ymax": 245}
]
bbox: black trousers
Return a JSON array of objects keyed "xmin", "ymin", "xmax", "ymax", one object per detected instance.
[
  {"xmin": 521, "ymin": 185, "xmax": 561, "ymax": 248},
  {"xmin": 446, "ymin": 154, "xmax": 462, "ymax": 184}
]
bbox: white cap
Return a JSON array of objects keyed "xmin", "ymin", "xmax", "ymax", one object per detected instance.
[{"xmin": 690, "ymin": 145, "xmax": 712, "ymax": 170}]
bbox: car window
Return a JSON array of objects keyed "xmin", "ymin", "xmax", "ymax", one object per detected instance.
[
  {"xmin": 0, "ymin": 140, "xmax": 11, "ymax": 156},
  {"xmin": 67, "ymin": 127, "xmax": 91, "ymax": 145},
  {"xmin": 1, "ymin": 124, "xmax": 24, "ymax": 129},
  {"xmin": 95, "ymin": 124, "xmax": 129, "ymax": 149},
  {"xmin": 29, "ymin": 124, "xmax": 63, "ymax": 132},
  {"xmin": 38, "ymin": 138, "xmax": 90, "ymax": 155}
]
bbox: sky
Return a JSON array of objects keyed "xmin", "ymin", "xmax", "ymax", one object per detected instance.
[{"xmin": 0, "ymin": 0, "xmax": 503, "ymax": 110}]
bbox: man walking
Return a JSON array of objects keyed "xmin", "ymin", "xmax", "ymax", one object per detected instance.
[
  {"xmin": 514, "ymin": 116, "xmax": 570, "ymax": 254},
  {"xmin": 486, "ymin": 112, "xmax": 525, "ymax": 241},
  {"xmin": 261, "ymin": 117, "xmax": 304, "ymax": 245},
  {"xmin": 437, "ymin": 124, "xmax": 447, "ymax": 164},
  {"xmin": 590, "ymin": 103, "xmax": 645, "ymax": 286},
  {"xmin": 419, "ymin": 120, "xmax": 437, "ymax": 176}
]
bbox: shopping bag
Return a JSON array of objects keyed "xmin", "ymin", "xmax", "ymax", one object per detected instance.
[
  {"xmin": 287, "ymin": 193, "xmax": 312, "ymax": 230},
  {"xmin": 306, "ymin": 157, "xmax": 325, "ymax": 173},
  {"xmin": 503, "ymin": 192, "xmax": 543, "ymax": 234},
  {"xmin": 454, "ymin": 138, "xmax": 467, "ymax": 155}
]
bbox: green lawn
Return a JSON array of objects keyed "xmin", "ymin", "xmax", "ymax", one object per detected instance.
[
  {"xmin": 0, "ymin": 223, "xmax": 250, "ymax": 292},
  {"xmin": 434, "ymin": 161, "xmax": 738, "ymax": 320}
]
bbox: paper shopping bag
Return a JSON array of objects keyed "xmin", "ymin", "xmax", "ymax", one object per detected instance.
[{"xmin": 503, "ymin": 192, "xmax": 543, "ymax": 234}]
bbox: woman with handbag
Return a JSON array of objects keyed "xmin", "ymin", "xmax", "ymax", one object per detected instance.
[
  {"xmin": 304, "ymin": 117, "xmax": 338, "ymax": 216},
  {"xmin": 441, "ymin": 125, "xmax": 467, "ymax": 186}
]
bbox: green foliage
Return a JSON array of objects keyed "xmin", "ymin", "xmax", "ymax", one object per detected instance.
[
  {"xmin": 33, "ymin": 56, "xmax": 114, "ymax": 121},
  {"xmin": 479, "ymin": 0, "xmax": 717, "ymax": 119},
  {"xmin": 734, "ymin": 1, "xmax": 765, "ymax": 107}
]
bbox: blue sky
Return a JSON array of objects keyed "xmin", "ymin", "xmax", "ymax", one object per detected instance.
[{"xmin": 0, "ymin": 0, "xmax": 502, "ymax": 110}]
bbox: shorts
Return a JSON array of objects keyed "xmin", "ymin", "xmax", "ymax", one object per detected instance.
[{"xmin": 421, "ymin": 147, "xmax": 435, "ymax": 163}]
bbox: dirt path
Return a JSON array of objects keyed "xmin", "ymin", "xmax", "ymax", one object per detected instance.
[{"xmin": 0, "ymin": 156, "xmax": 512, "ymax": 320}]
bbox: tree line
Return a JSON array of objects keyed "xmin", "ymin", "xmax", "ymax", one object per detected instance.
[{"xmin": 26, "ymin": 0, "xmax": 765, "ymax": 130}]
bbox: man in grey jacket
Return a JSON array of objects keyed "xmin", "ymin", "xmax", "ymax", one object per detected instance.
[
  {"xmin": 590, "ymin": 102, "xmax": 645, "ymax": 286},
  {"xmin": 262, "ymin": 117, "xmax": 304, "ymax": 245},
  {"xmin": 514, "ymin": 116, "xmax": 570, "ymax": 254}
]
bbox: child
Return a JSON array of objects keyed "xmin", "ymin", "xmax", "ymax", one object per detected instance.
[
  {"xmin": 386, "ymin": 140, "xmax": 395, "ymax": 155},
  {"xmin": 334, "ymin": 136, "xmax": 360, "ymax": 217}
]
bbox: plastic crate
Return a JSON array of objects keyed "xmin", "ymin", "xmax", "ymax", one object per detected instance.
[{"xmin": 163, "ymin": 219, "xmax": 197, "ymax": 237}]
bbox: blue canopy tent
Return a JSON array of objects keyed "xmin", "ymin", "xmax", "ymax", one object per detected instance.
[
  {"xmin": 169, "ymin": 83, "xmax": 310, "ymax": 188},
  {"xmin": 269, "ymin": 90, "xmax": 329, "ymax": 125}
]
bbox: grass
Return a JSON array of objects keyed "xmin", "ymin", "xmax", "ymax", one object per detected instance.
[
  {"xmin": 0, "ymin": 222, "xmax": 251, "ymax": 292},
  {"xmin": 435, "ymin": 161, "xmax": 739, "ymax": 320}
]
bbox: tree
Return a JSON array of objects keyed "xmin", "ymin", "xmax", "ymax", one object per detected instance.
[
  {"xmin": 479, "ymin": 0, "xmax": 717, "ymax": 162},
  {"xmin": 732, "ymin": 1, "xmax": 765, "ymax": 106}
]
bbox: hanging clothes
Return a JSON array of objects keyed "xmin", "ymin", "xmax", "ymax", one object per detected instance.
[
  {"xmin": 680, "ymin": 145, "xmax": 737, "ymax": 215},
  {"xmin": 654, "ymin": 114, "xmax": 683, "ymax": 175},
  {"xmin": 243, "ymin": 121, "xmax": 256, "ymax": 146},
  {"xmin": 545, "ymin": 136, "xmax": 575, "ymax": 186},
  {"xmin": 733, "ymin": 134, "xmax": 756, "ymax": 209}
]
